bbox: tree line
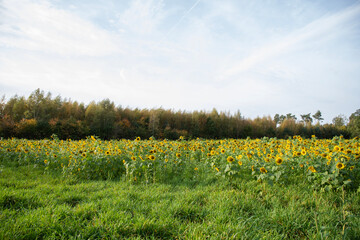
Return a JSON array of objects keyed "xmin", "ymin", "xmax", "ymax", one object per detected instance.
[{"xmin": 0, "ymin": 89, "xmax": 359, "ymax": 140}]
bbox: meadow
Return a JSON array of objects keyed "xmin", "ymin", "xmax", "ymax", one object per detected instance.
[{"xmin": 1, "ymin": 136, "xmax": 360, "ymax": 239}]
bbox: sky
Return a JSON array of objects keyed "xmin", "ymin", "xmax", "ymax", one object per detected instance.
[{"xmin": 1, "ymin": 0, "xmax": 360, "ymax": 123}]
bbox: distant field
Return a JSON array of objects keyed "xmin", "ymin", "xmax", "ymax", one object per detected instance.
[{"xmin": 1, "ymin": 136, "xmax": 359, "ymax": 239}]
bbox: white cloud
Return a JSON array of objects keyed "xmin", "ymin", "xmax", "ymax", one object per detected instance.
[
  {"xmin": 0, "ymin": 0, "xmax": 121, "ymax": 56},
  {"xmin": 224, "ymin": 3, "xmax": 360, "ymax": 77},
  {"xmin": 0, "ymin": 0, "xmax": 359, "ymax": 122},
  {"xmin": 117, "ymin": 0, "xmax": 165, "ymax": 35}
]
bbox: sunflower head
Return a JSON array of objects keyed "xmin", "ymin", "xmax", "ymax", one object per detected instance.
[
  {"xmin": 227, "ymin": 156, "xmax": 235, "ymax": 163},
  {"xmin": 275, "ymin": 157, "xmax": 283, "ymax": 165},
  {"xmin": 308, "ymin": 166, "xmax": 316, "ymax": 173},
  {"xmin": 260, "ymin": 167, "xmax": 267, "ymax": 173},
  {"xmin": 336, "ymin": 162, "xmax": 345, "ymax": 170}
]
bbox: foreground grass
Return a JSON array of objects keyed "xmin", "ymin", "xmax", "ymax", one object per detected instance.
[{"xmin": 0, "ymin": 165, "xmax": 359, "ymax": 240}]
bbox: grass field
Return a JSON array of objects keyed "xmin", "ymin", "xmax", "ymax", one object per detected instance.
[{"xmin": 1, "ymin": 136, "xmax": 360, "ymax": 239}]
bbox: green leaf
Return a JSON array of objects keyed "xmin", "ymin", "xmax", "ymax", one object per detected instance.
[{"xmin": 343, "ymin": 179, "xmax": 352, "ymax": 185}]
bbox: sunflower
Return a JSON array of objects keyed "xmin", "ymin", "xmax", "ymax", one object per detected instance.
[
  {"xmin": 148, "ymin": 155, "xmax": 155, "ymax": 160},
  {"xmin": 227, "ymin": 156, "xmax": 235, "ymax": 163},
  {"xmin": 221, "ymin": 149, "xmax": 225, "ymax": 154},
  {"xmin": 308, "ymin": 166, "xmax": 316, "ymax": 173},
  {"xmin": 336, "ymin": 162, "xmax": 345, "ymax": 170},
  {"xmin": 176, "ymin": 153, "xmax": 181, "ymax": 158},
  {"xmin": 350, "ymin": 166, "xmax": 355, "ymax": 171},
  {"xmin": 301, "ymin": 150, "xmax": 306, "ymax": 156},
  {"xmin": 238, "ymin": 161, "xmax": 243, "ymax": 166},
  {"xmin": 44, "ymin": 159, "xmax": 48, "ymax": 164},
  {"xmin": 260, "ymin": 167, "xmax": 267, "ymax": 173},
  {"xmin": 345, "ymin": 149, "xmax": 352, "ymax": 154},
  {"xmin": 275, "ymin": 157, "xmax": 283, "ymax": 165}
]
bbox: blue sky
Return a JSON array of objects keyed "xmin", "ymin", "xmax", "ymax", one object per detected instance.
[{"xmin": 1, "ymin": 0, "xmax": 360, "ymax": 123}]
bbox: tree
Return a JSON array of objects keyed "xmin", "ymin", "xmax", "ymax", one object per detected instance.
[
  {"xmin": 312, "ymin": 110, "xmax": 324, "ymax": 124},
  {"xmin": 0, "ymin": 95, "xmax": 6, "ymax": 119},
  {"xmin": 27, "ymin": 88, "xmax": 45, "ymax": 119},
  {"xmin": 12, "ymin": 97, "xmax": 28, "ymax": 121},
  {"xmin": 286, "ymin": 113, "xmax": 297, "ymax": 121},
  {"xmin": 348, "ymin": 109, "xmax": 360, "ymax": 137},
  {"xmin": 274, "ymin": 114, "xmax": 286, "ymax": 126},
  {"xmin": 149, "ymin": 110, "xmax": 160, "ymax": 137},
  {"xmin": 85, "ymin": 99, "xmax": 116, "ymax": 139},
  {"xmin": 332, "ymin": 114, "xmax": 348, "ymax": 127},
  {"xmin": 274, "ymin": 114, "xmax": 280, "ymax": 126},
  {"xmin": 300, "ymin": 113, "xmax": 313, "ymax": 124}
]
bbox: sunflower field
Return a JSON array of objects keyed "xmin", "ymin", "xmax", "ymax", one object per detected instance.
[{"xmin": 1, "ymin": 135, "xmax": 359, "ymax": 191}]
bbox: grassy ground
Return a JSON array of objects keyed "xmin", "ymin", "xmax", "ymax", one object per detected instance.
[{"xmin": 1, "ymin": 164, "xmax": 359, "ymax": 240}]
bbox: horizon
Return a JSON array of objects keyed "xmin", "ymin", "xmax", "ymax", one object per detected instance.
[{"xmin": 1, "ymin": 88, "xmax": 355, "ymax": 124}]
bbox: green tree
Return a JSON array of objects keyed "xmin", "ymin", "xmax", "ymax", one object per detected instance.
[
  {"xmin": 312, "ymin": 110, "xmax": 324, "ymax": 124},
  {"xmin": 348, "ymin": 109, "xmax": 360, "ymax": 137},
  {"xmin": 85, "ymin": 99, "xmax": 116, "ymax": 139},
  {"xmin": 27, "ymin": 88, "xmax": 45, "ymax": 119},
  {"xmin": 300, "ymin": 113, "xmax": 313, "ymax": 124},
  {"xmin": 286, "ymin": 113, "xmax": 297, "ymax": 121},
  {"xmin": 0, "ymin": 95, "xmax": 6, "ymax": 119},
  {"xmin": 332, "ymin": 114, "xmax": 348, "ymax": 127}
]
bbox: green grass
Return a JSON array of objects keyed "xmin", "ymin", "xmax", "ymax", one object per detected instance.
[{"xmin": 0, "ymin": 165, "xmax": 359, "ymax": 240}]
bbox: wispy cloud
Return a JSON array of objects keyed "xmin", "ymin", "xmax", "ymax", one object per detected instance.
[
  {"xmin": 0, "ymin": 0, "xmax": 359, "ymax": 121},
  {"xmin": 117, "ymin": 0, "xmax": 166, "ymax": 35},
  {"xmin": 223, "ymin": 3, "xmax": 360, "ymax": 77},
  {"xmin": 0, "ymin": 0, "xmax": 121, "ymax": 56},
  {"xmin": 162, "ymin": 0, "xmax": 201, "ymax": 39}
]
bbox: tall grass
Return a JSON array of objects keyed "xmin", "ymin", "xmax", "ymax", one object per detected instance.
[{"xmin": 1, "ymin": 164, "xmax": 359, "ymax": 239}]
